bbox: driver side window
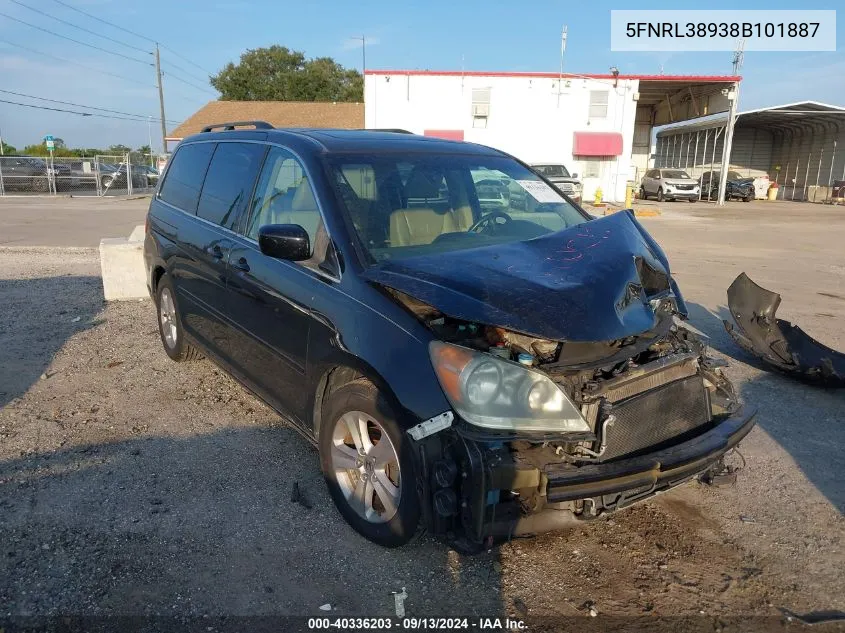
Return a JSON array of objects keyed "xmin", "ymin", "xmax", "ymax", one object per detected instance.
[{"xmin": 245, "ymin": 147, "xmax": 321, "ymax": 255}]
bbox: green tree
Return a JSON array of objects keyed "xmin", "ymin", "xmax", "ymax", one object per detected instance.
[
  {"xmin": 0, "ymin": 140, "xmax": 16, "ymax": 155},
  {"xmin": 210, "ymin": 46, "xmax": 363, "ymax": 102},
  {"xmin": 108, "ymin": 144, "xmax": 132, "ymax": 155}
]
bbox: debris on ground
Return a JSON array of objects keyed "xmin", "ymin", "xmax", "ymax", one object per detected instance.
[
  {"xmin": 723, "ymin": 272, "xmax": 845, "ymax": 386},
  {"xmin": 393, "ymin": 588, "xmax": 408, "ymax": 618},
  {"xmin": 291, "ymin": 482, "xmax": 312, "ymax": 509},
  {"xmin": 318, "ymin": 604, "xmax": 332, "ymax": 611}
]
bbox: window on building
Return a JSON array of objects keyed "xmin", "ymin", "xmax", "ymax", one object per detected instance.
[
  {"xmin": 471, "ymin": 87, "xmax": 491, "ymax": 127},
  {"xmin": 589, "ymin": 91, "xmax": 608, "ymax": 118},
  {"xmin": 158, "ymin": 142, "xmax": 215, "ymax": 213},
  {"xmin": 580, "ymin": 158, "xmax": 605, "ymax": 179},
  {"xmin": 197, "ymin": 142, "xmax": 267, "ymax": 229}
]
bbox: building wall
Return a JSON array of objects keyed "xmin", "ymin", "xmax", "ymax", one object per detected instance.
[
  {"xmin": 770, "ymin": 127, "xmax": 845, "ymax": 200},
  {"xmin": 365, "ymin": 73, "xmax": 640, "ymax": 202}
]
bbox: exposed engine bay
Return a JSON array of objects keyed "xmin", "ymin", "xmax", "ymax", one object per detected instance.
[{"xmin": 389, "ymin": 288, "xmax": 749, "ymax": 549}]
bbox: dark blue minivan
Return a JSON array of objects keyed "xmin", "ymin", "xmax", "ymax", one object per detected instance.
[{"xmin": 144, "ymin": 122, "xmax": 756, "ymax": 549}]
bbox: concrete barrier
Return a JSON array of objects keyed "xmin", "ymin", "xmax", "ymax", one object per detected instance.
[{"xmin": 100, "ymin": 224, "xmax": 147, "ymax": 301}]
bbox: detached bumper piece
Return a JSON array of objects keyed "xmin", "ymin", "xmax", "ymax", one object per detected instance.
[{"xmin": 723, "ymin": 273, "xmax": 845, "ymax": 387}]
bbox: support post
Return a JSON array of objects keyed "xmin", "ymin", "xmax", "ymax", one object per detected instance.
[{"xmin": 717, "ymin": 81, "xmax": 740, "ymax": 205}]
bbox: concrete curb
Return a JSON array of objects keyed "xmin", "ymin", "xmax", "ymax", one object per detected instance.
[{"xmin": 100, "ymin": 225, "xmax": 147, "ymax": 301}]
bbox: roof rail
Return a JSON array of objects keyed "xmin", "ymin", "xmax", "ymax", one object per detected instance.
[
  {"xmin": 201, "ymin": 121, "xmax": 274, "ymax": 132},
  {"xmin": 360, "ymin": 128, "xmax": 414, "ymax": 134}
]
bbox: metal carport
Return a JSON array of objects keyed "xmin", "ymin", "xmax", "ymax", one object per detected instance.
[{"xmin": 655, "ymin": 101, "xmax": 845, "ymax": 202}]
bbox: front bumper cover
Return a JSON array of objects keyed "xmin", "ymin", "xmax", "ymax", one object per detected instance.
[{"xmin": 457, "ymin": 406, "xmax": 756, "ymax": 542}]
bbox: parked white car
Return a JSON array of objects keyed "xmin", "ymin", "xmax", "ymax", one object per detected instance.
[{"xmin": 640, "ymin": 168, "xmax": 700, "ymax": 202}]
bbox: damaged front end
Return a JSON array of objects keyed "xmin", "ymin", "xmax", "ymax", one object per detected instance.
[
  {"xmin": 723, "ymin": 272, "xmax": 845, "ymax": 386},
  {"xmin": 367, "ymin": 212, "xmax": 757, "ymax": 549},
  {"xmin": 405, "ymin": 305, "xmax": 754, "ymax": 549}
]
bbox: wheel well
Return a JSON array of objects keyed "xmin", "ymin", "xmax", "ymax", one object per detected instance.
[
  {"xmin": 312, "ymin": 366, "xmax": 368, "ymax": 439},
  {"xmin": 152, "ymin": 266, "xmax": 166, "ymax": 295}
]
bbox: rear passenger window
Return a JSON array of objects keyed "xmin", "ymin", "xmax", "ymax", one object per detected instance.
[
  {"xmin": 158, "ymin": 143, "xmax": 215, "ymax": 213},
  {"xmin": 244, "ymin": 147, "xmax": 320, "ymax": 252},
  {"xmin": 197, "ymin": 142, "xmax": 266, "ymax": 229}
]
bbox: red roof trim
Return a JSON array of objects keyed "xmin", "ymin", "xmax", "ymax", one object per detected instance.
[{"xmin": 365, "ymin": 70, "xmax": 741, "ymax": 82}]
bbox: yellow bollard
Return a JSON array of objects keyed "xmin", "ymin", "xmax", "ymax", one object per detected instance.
[
  {"xmin": 625, "ymin": 184, "xmax": 633, "ymax": 208},
  {"xmin": 594, "ymin": 187, "xmax": 603, "ymax": 206}
]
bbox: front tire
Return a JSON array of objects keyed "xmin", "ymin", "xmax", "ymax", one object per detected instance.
[
  {"xmin": 320, "ymin": 379, "xmax": 421, "ymax": 547},
  {"xmin": 657, "ymin": 188, "xmax": 665, "ymax": 202},
  {"xmin": 155, "ymin": 275, "xmax": 203, "ymax": 362},
  {"xmin": 639, "ymin": 186, "xmax": 647, "ymax": 200}
]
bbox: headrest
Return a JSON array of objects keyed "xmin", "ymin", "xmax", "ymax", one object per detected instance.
[{"xmin": 404, "ymin": 169, "xmax": 443, "ymax": 200}]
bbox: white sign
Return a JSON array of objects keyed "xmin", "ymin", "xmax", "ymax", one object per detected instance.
[
  {"xmin": 46, "ymin": 140, "xmax": 55, "ymax": 151},
  {"xmin": 516, "ymin": 180, "xmax": 565, "ymax": 204}
]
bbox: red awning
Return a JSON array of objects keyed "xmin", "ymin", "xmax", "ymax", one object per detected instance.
[
  {"xmin": 424, "ymin": 129, "xmax": 464, "ymax": 141},
  {"xmin": 573, "ymin": 132, "xmax": 623, "ymax": 156}
]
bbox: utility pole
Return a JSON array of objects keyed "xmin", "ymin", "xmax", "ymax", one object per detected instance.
[
  {"xmin": 155, "ymin": 44, "xmax": 167, "ymax": 155},
  {"xmin": 717, "ymin": 40, "xmax": 744, "ymax": 206}
]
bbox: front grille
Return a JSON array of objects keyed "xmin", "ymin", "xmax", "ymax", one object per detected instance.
[
  {"xmin": 674, "ymin": 184, "xmax": 694, "ymax": 191},
  {"xmin": 557, "ymin": 182, "xmax": 574, "ymax": 194},
  {"xmin": 599, "ymin": 376, "xmax": 710, "ymax": 462}
]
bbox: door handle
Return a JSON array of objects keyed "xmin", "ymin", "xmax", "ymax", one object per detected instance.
[
  {"xmin": 206, "ymin": 245, "xmax": 224, "ymax": 259},
  {"xmin": 232, "ymin": 257, "xmax": 250, "ymax": 273}
]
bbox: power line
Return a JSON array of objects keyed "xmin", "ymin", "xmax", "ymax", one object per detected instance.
[
  {"xmin": 50, "ymin": 0, "xmax": 154, "ymax": 43},
  {"xmin": 8, "ymin": 0, "xmax": 151, "ymax": 55},
  {"xmin": 0, "ymin": 11, "xmax": 153, "ymax": 66},
  {"xmin": 162, "ymin": 71, "xmax": 218, "ymax": 96},
  {"xmin": 160, "ymin": 59, "xmax": 210, "ymax": 85},
  {"xmin": 160, "ymin": 44, "xmax": 215, "ymax": 76},
  {"xmin": 0, "ymin": 37, "xmax": 157, "ymax": 88},
  {"xmin": 50, "ymin": 0, "xmax": 215, "ymax": 76},
  {"xmin": 0, "ymin": 98, "xmax": 171, "ymax": 122},
  {"xmin": 0, "ymin": 89, "xmax": 180, "ymax": 123}
]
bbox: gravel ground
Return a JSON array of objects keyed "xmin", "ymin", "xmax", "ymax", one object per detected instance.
[{"xmin": 1, "ymin": 207, "xmax": 844, "ymax": 631}]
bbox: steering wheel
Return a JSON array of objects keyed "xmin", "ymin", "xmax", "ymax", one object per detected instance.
[{"xmin": 469, "ymin": 210, "xmax": 512, "ymax": 234}]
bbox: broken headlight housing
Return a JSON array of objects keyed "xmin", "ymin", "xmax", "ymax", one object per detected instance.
[{"xmin": 429, "ymin": 341, "xmax": 590, "ymax": 433}]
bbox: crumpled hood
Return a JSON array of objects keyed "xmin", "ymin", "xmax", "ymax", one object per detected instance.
[{"xmin": 363, "ymin": 211, "xmax": 687, "ymax": 342}]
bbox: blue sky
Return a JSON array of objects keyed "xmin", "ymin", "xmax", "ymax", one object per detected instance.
[{"xmin": 0, "ymin": 0, "xmax": 842, "ymax": 152}]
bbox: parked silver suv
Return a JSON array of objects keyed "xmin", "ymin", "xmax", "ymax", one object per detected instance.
[{"xmin": 640, "ymin": 168, "xmax": 699, "ymax": 202}]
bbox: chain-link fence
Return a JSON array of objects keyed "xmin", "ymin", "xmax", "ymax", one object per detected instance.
[{"xmin": 0, "ymin": 154, "xmax": 159, "ymax": 197}]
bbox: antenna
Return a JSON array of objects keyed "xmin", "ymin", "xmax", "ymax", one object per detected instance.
[{"xmin": 732, "ymin": 39, "xmax": 745, "ymax": 74}]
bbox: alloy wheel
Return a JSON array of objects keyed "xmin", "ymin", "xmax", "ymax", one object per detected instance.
[
  {"xmin": 159, "ymin": 287, "xmax": 178, "ymax": 349},
  {"xmin": 330, "ymin": 410, "xmax": 401, "ymax": 523}
]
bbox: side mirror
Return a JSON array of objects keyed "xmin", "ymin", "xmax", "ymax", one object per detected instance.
[
  {"xmin": 258, "ymin": 224, "xmax": 311, "ymax": 261},
  {"xmin": 655, "ymin": 175, "xmax": 661, "ymax": 180},
  {"xmin": 571, "ymin": 172, "xmax": 578, "ymax": 178}
]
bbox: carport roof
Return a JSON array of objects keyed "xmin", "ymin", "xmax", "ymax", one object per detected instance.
[{"xmin": 656, "ymin": 101, "xmax": 845, "ymax": 136}]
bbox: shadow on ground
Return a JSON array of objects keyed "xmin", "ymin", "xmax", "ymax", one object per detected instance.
[
  {"xmin": 0, "ymin": 427, "xmax": 503, "ymax": 617},
  {"xmin": 685, "ymin": 301, "xmax": 845, "ymax": 513},
  {"xmin": 0, "ymin": 274, "xmax": 102, "ymax": 407}
]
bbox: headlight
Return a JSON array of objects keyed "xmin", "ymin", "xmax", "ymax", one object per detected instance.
[{"xmin": 429, "ymin": 341, "xmax": 590, "ymax": 433}]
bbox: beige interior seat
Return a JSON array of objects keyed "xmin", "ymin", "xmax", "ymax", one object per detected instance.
[
  {"xmin": 269, "ymin": 178, "xmax": 321, "ymax": 240},
  {"xmin": 389, "ymin": 170, "xmax": 473, "ymax": 246}
]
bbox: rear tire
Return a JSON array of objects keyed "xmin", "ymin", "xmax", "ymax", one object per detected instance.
[
  {"xmin": 319, "ymin": 379, "xmax": 421, "ymax": 548},
  {"xmin": 31, "ymin": 177, "xmax": 48, "ymax": 192},
  {"xmin": 744, "ymin": 194, "xmax": 753, "ymax": 202},
  {"xmin": 155, "ymin": 274, "xmax": 203, "ymax": 362}
]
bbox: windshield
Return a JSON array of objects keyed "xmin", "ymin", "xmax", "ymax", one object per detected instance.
[
  {"xmin": 662, "ymin": 170, "xmax": 691, "ymax": 179},
  {"xmin": 326, "ymin": 154, "xmax": 588, "ymax": 263},
  {"xmin": 532, "ymin": 164, "xmax": 570, "ymax": 178}
]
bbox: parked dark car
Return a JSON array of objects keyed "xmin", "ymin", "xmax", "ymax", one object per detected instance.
[
  {"xmin": 99, "ymin": 162, "xmax": 147, "ymax": 190},
  {"xmin": 0, "ymin": 156, "xmax": 52, "ymax": 192},
  {"xmin": 144, "ymin": 124, "xmax": 756, "ymax": 549},
  {"xmin": 700, "ymin": 170, "xmax": 755, "ymax": 202}
]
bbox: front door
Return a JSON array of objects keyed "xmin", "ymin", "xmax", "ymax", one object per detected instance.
[{"xmin": 224, "ymin": 146, "xmax": 328, "ymax": 422}]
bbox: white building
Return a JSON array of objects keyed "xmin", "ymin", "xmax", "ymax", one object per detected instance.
[{"xmin": 365, "ymin": 70, "xmax": 738, "ymax": 202}]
